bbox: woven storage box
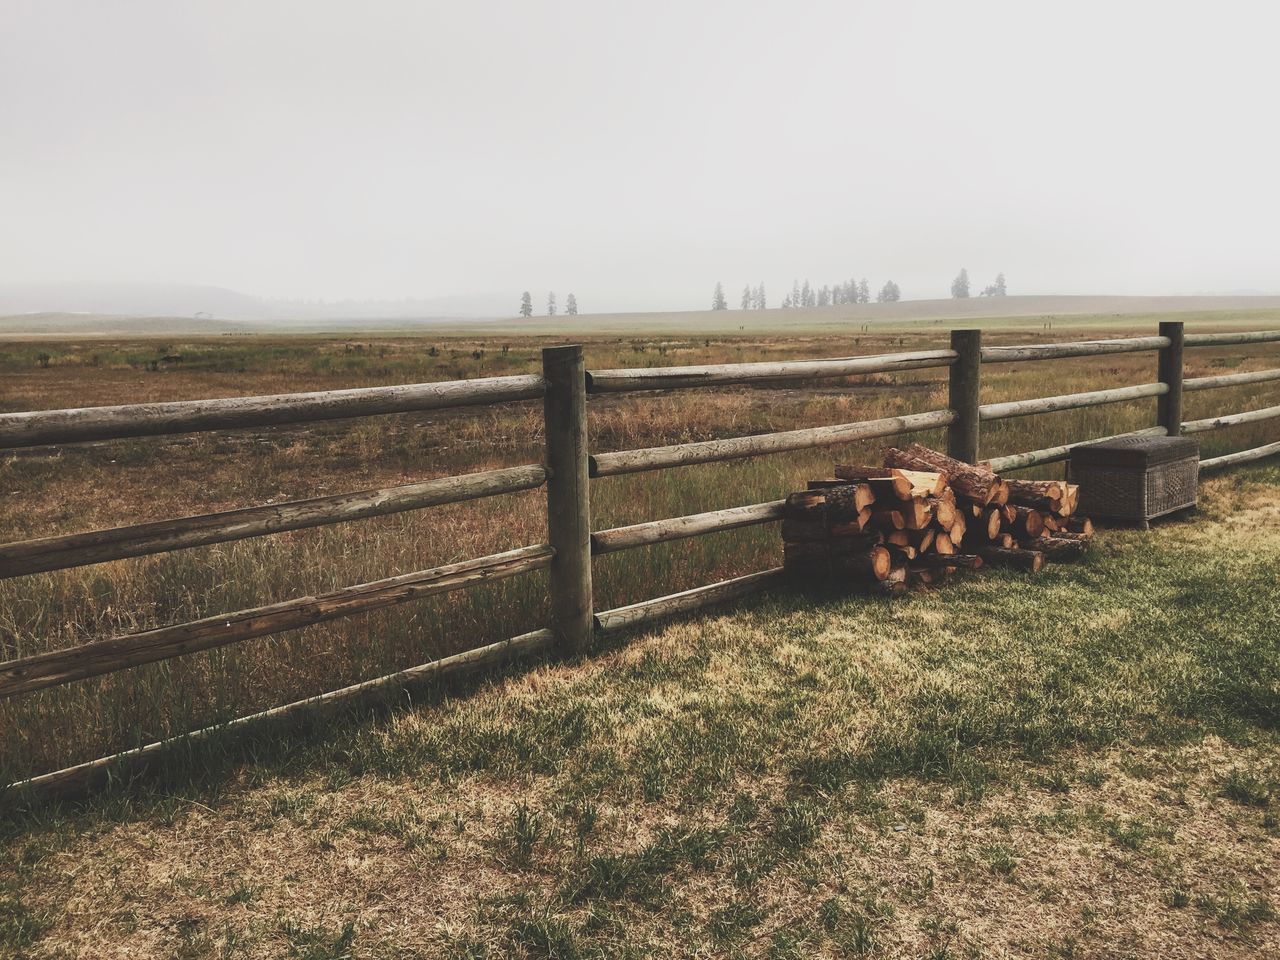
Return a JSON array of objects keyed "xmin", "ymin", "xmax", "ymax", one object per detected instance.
[{"xmin": 1070, "ymin": 436, "xmax": 1199, "ymax": 526}]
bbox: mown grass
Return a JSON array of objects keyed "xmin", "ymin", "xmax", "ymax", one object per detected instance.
[
  {"xmin": 1, "ymin": 320, "xmax": 1278, "ymax": 783},
  {"xmin": 0, "ymin": 468, "xmax": 1276, "ymax": 957}
]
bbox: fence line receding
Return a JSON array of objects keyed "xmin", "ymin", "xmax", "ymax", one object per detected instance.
[{"xmin": 2, "ymin": 321, "xmax": 1277, "ymax": 797}]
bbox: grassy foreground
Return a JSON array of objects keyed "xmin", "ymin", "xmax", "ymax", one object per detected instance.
[{"xmin": 2, "ymin": 469, "xmax": 1278, "ymax": 958}]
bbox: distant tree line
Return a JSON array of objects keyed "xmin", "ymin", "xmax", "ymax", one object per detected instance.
[
  {"xmin": 712, "ymin": 276, "xmax": 901, "ymax": 309},
  {"xmin": 520, "ymin": 291, "xmax": 579, "ymax": 317},
  {"xmin": 952, "ymin": 269, "xmax": 1007, "ymax": 298}
]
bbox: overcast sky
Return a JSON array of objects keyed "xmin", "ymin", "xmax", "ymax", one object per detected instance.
[{"xmin": 3, "ymin": 1, "xmax": 1279, "ymax": 312}]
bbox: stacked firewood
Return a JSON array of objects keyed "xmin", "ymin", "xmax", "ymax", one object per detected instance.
[{"xmin": 782, "ymin": 443, "xmax": 1095, "ymax": 594}]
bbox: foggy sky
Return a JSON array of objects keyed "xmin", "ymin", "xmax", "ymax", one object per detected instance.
[{"xmin": 3, "ymin": 1, "xmax": 1279, "ymax": 313}]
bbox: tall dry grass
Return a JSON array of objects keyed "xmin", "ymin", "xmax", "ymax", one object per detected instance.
[{"xmin": 1, "ymin": 329, "xmax": 1277, "ymax": 782}]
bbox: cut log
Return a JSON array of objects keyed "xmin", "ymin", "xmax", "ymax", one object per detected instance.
[
  {"xmin": 1006, "ymin": 479, "xmax": 1063, "ymax": 502},
  {"xmin": 1010, "ymin": 506, "xmax": 1045, "ymax": 539},
  {"xmin": 907, "ymin": 566, "xmax": 936, "ymax": 587},
  {"xmin": 780, "ymin": 510, "xmax": 873, "ymax": 541},
  {"xmin": 981, "ymin": 508, "xmax": 1002, "ymax": 540},
  {"xmin": 915, "ymin": 553, "xmax": 983, "ymax": 570},
  {"xmin": 870, "ymin": 509, "xmax": 905, "ymax": 530},
  {"xmin": 996, "ymin": 533, "xmax": 1015, "ymax": 549},
  {"xmin": 909, "ymin": 528, "xmax": 936, "ymax": 553},
  {"xmin": 900, "ymin": 498, "xmax": 934, "ymax": 530},
  {"xmin": 948, "ymin": 511, "xmax": 967, "ymax": 543},
  {"xmin": 884, "ymin": 445, "xmax": 1004, "ymax": 505},
  {"xmin": 834, "ymin": 466, "xmax": 946, "ymax": 499},
  {"xmin": 1063, "ymin": 516, "xmax": 1094, "ymax": 538},
  {"xmin": 929, "ymin": 497, "xmax": 958, "ymax": 529},
  {"xmin": 783, "ymin": 533, "xmax": 883, "ymax": 561},
  {"xmin": 977, "ymin": 545, "xmax": 1044, "ymax": 572},
  {"xmin": 887, "ymin": 544, "xmax": 917, "ymax": 563},
  {"xmin": 785, "ymin": 547, "xmax": 892, "ymax": 581},
  {"xmin": 790, "ymin": 484, "xmax": 875, "ymax": 517},
  {"xmin": 885, "ymin": 529, "xmax": 910, "ymax": 547},
  {"xmin": 933, "ymin": 532, "xmax": 957, "ymax": 555},
  {"xmin": 1034, "ymin": 536, "xmax": 1088, "ymax": 562},
  {"xmin": 870, "ymin": 564, "xmax": 908, "ymax": 595}
]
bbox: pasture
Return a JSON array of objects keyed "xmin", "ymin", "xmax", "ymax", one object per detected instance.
[{"xmin": 0, "ymin": 309, "xmax": 1278, "ymax": 956}]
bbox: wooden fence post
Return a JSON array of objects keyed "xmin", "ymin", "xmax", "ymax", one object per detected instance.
[
  {"xmin": 1157, "ymin": 320, "xmax": 1185, "ymax": 436},
  {"xmin": 946, "ymin": 328, "xmax": 982, "ymax": 464},
  {"xmin": 542, "ymin": 345, "xmax": 594, "ymax": 654}
]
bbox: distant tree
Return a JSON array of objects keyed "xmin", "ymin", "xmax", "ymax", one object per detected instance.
[
  {"xmin": 857, "ymin": 279, "xmax": 870, "ymax": 303},
  {"xmin": 566, "ymin": 293, "xmax": 579, "ymax": 315},
  {"xmin": 817, "ymin": 285, "xmax": 831, "ymax": 307},
  {"xmin": 520, "ymin": 291, "xmax": 533, "ymax": 318},
  {"xmin": 951, "ymin": 268, "xmax": 970, "ymax": 299},
  {"xmin": 993, "ymin": 272, "xmax": 1007, "ymax": 296},
  {"xmin": 791, "ymin": 279, "xmax": 801, "ymax": 308},
  {"xmin": 798, "ymin": 280, "xmax": 811, "ymax": 307},
  {"xmin": 741, "ymin": 284, "xmax": 752, "ymax": 310},
  {"xmin": 782, "ymin": 294, "xmax": 793, "ymax": 308},
  {"xmin": 547, "ymin": 292, "xmax": 556, "ymax": 316},
  {"xmin": 877, "ymin": 280, "xmax": 901, "ymax": 303},
  {"xmin": 712, "ymin": 281, "xmax": 728, "ymax": 310},
  {"xmin": 755, "ymin": 283, "xmax": 767, "ymax": 309}
]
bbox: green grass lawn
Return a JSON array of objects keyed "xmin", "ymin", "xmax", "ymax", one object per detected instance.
[{"xmin": 2, "ymin": 467, "xmax": 1279, "ymax": 958}]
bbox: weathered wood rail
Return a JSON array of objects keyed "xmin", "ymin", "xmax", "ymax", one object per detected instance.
[{"xmin": 3, "ymin": 321, "xmax": 1278, "ymax": 797}]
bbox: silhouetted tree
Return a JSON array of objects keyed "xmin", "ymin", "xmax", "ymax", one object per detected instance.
[
  {"xmin": 877, "ymin": 280, "xmax": 901, "ymax": 303},
  {"xmin": 547, "ymin": 292, "xmax": 556, "ymax": 316},
  {"xmin": 566, "ymin": 293, "xmax": 578, "ymax": 315},
  {"xmin": 741, "ymin": 284, "xmax": 752, "ymax": 309},
  {"xmin": 791, "ymin": 279, "xmax": 801, "ymax": 308},
  {"xmin": 754, "ymin": 283, "xmax": 767, "ymax": 309},
  {"xmin": 857, "ymin": 279, "xmax": 870, "ymax": 303},
  {"xmin": 818, "ymin": 285, "xmax": 831, "ymax": 307},
  {"xmin": 951, "ymin": 268, "xmax": 970, "ymax": 299},
  {"xmin": 712, "ymin": 282, "xmax": 728, "ymax": 310},
  {"xmin": 520, "ymin": 291, "xmax": 533, "ymax": 317}
]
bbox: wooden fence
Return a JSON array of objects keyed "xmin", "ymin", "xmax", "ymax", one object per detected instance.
[{"xmin": 3, "ymin": 321, "xmax": 1279, "ymax": 796}]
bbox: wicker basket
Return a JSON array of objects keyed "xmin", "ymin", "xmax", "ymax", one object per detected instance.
[{"xmin": 1070, "ymin": 436, "xmax": 1199, "ymax": 527}]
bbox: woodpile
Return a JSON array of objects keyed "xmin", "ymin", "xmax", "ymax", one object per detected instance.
[{"xmin": 782, "ymin": 443, "xmax": 1095, "ymax": 594}]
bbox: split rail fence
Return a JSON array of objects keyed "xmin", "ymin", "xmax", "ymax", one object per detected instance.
[{"xmin": 2, "ymin": 321, "xmax": 1279, "ymax": 795}]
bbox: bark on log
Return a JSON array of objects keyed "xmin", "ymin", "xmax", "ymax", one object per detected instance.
[
  {"xmin": 1034, "ymin": 536, "xmax": 1088, "ymax": 562},
  {"xmin": 884, "ymin": 444, "xmax": 1005, "ymax": 505},
  {"xmin": 915, "ymin": 553, "xmax": 983, "ymax": 570},
  {"xmin": 870, "ymin": 509, "xmax": 905, "ymax": 530},
  {"xmin": 977, "ymin": 545, "xmax": 1044, "ymax": 572}
]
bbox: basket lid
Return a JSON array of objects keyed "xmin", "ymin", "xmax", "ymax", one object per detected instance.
[{"xmin": 1070, "ymin": 435, "xmax": 1199, "ymax": 468}]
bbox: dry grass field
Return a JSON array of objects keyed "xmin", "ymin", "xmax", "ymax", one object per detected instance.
[
  {"xmin": 1, "ymin": 313, "xmax": 1278, "ymax": 786},
  {"xmin": 0, "ymin": 310, "xmax": 1278, "ymax": 957}
]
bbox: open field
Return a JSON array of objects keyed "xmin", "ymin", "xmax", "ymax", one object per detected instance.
[
  {"xmin": 2, "ymin": 466, "xmax": 1278, "ymax": 958},
  {"xmin": 6, "ymin": 295, "xmax": 1280, "ymax": 337},
  {"xmin": 1, "ymin": 312, "xmax": 1278, "ymax": 788}
]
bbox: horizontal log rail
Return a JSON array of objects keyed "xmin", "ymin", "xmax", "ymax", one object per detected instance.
[
  {"xmin": 0, "ymin": 374, "xmax": 547, "ymax": 449},
  {"xmin": 0, "ymin": 465, "xmax": 549, "ymax": 579},
  {"xmin": 983, "ymin": 427, "xmax": 1169, "ymax": 473},
  {"xmin": 1184, "ymin": 368, "xmax": 1280, "ymax": 391},
  {"xmin": 594, "ymin": 567, "xmax": 786, "ymax": 633},
  {"xmin": 980, "ymin": 336, "xmax": 1170, "ymax": 363},
  {"xmin": 585, "ymin": 349, "xmax": 956, "ymax": 392},
  {"xmin": 1184, "ymin": 330, "xmax": 1280, "ymax": 347},
  {"xmin": 5, "ymin": 627, "xmax": 556, "ymax": 801},
  {"xmin": 978, "ymin": 382, "xmax": 1168, "ymax": 421},
  {"xmin": 0, "ymin": 544, "xmax": 553, "ymax": 699},
  {"xmin": 592, "ymin": 500, "xmax": 786, "ymax": 555},
  {"xmin": 1200, "ymin": 440, "xmax": 1280, "ymax": 471},
  {"xmin": 591, "ymin": 409, "xmax": 956, "ymax": 477},
  {"xmin": 1181, "ymin": 404, "xmax": 1280, "ymax": 434}
]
